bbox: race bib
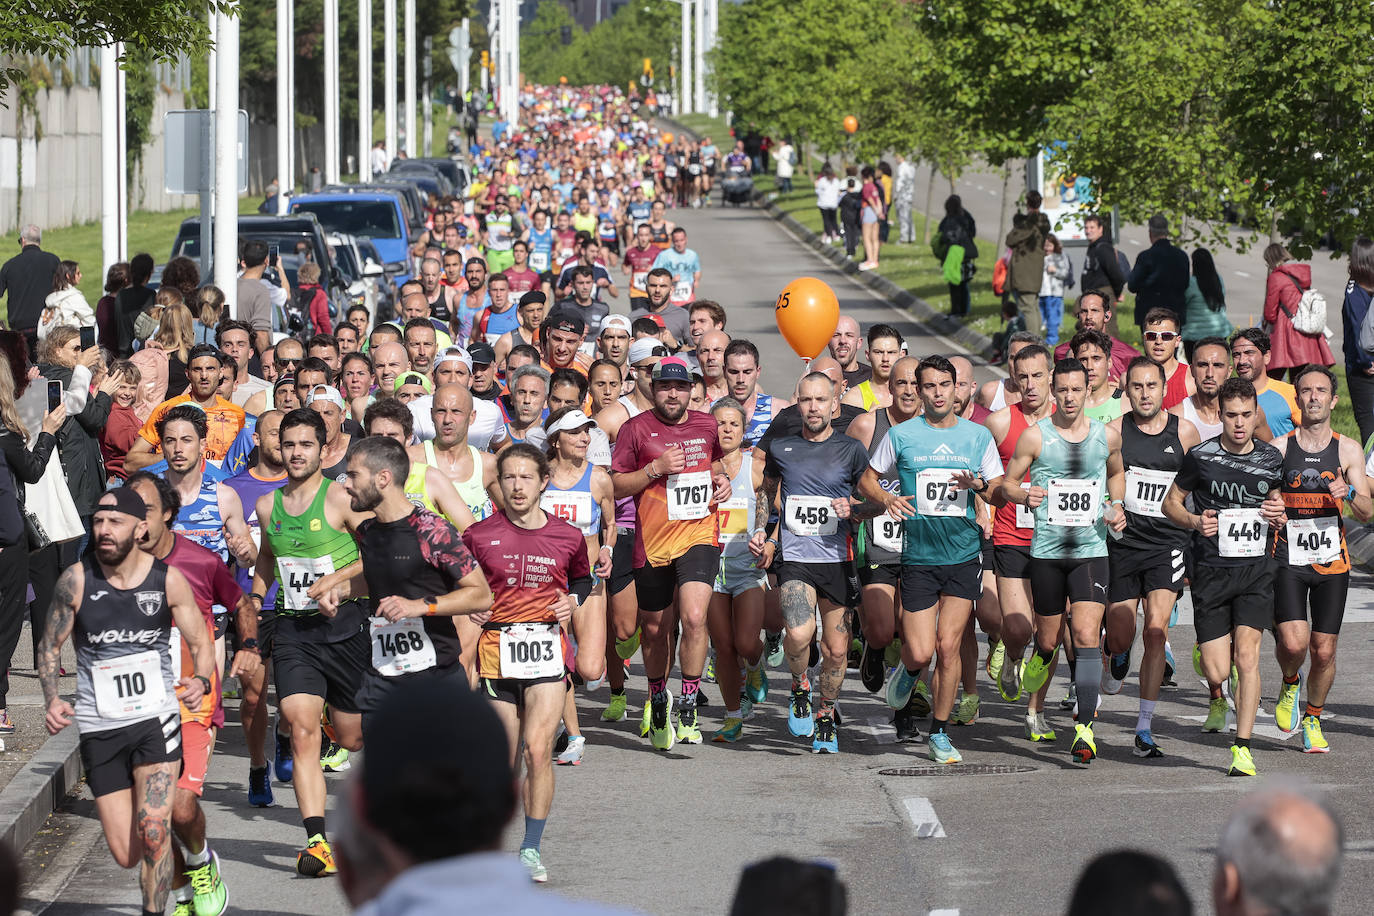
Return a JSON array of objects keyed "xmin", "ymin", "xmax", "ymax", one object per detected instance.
[
  {"xmin": 277, "ymin": 555, "xmax": 337, "ymax": 612},
  {"xmin": 1047, "ymin": 479, "xmax": 1099, "ymax": 527},
  {"xmin": 541, "ymin": 490, "xmax": 595, "ymax": 536},
  {"xmin": 718, "ymin": 496, "xmax": 750, "ymax": 544},
  {"xmin": 664, "ymin": 165, "xmax": 679, "ymax": 178},
  {"xmin": 1217, "ymin": 508, "xmax": 1267, "ymax": 558},
  {"xmin": 785, "ymin": 495, "xmax": 839, "ymax": 537},
  {"xmin": 689, "ymin": 163, "xmax": 702, "ymax": 175},
  {"xmin": 529, "ymin": 250, "xmax": 550, "ymax": 272},
  {"xmin": 1124, "ymin": 467, "xmax": 1175, "ymax": 519},
  {"xmin": 916, "ymin": 469, "xmax": 967, "ymax": 517},
  {"xmin": 598, "ymin": 220, "xmax": 617, "ymax": 238},
  {"xmin": 169, "ymin": 628, "xmax": 182, "ymax": 682},
  {"xmin": 1288, "ymin": 516, "xmax": 1340, "ymax": 565},
  {"xmin": 92, "ymin": 650, "xmax": 167, "ymax": 721},
  {"xmin": 632, "ymin": 270, "xmax": 649, "ymax": 291},
  {"xmin": 871, "ymin": 515, "xmax": 904, "ymax": 553},
  {"xmin": 370, "ymin": 618, "xmax": 437, "ymax": 677},
  {"xmin": 671, "ymin": 279, "xmax": 693, "ymax": 303},
  {"xmin": 666, "ymin": 471, "xmax": 712, "ymax": 520},
  {"xmin": 1015, "ymin": 501, "xmax": 1035, "ymax": 529},
  {"xmin": 499, "ymin": 623, "xmax": 563, "ymax": 678}
]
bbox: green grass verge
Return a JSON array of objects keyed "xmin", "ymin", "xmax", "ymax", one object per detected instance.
[{"xmin": 669, "ymin": 113, "xmax": 732, "ymax": 141}]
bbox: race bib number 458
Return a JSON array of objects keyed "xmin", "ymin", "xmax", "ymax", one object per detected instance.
[{"xmin": 785, "ymin": 495, "xmax": 839, "ymax": 537}]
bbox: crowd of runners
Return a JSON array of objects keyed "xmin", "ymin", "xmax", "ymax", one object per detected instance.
[{"xmin": 29, "ymin": 85, "xmax": 1372, "ymax": 914}]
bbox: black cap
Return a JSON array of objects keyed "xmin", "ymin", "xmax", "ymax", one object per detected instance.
[
  {"xmin": 519, "ymin": 290, "xmax": 547, "ymax": 308},
  {"xmin": 467, "ymin": 341, "xmax": 496, "ymax": 365},
  {"xmin": 545, "ymin": 311, "xmax": 586, "ymax": 337},
  {"xmin": 96, "ymin": 486, "xmax": 147, "ymax": 519},
  {"xmin": 273, "ymin": 373, "xmax": 296, "ymax": 392}
]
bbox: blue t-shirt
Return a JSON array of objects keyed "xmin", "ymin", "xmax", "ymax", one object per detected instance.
[
  {"xmin": 222, "ymin": 415, "xmax": 260, "ymax": 477},
  {"xmin": 652, "ymin": 247, "xmax": 701, "ymax": 285},
  {"xmin": 868, "ymin": 415, "xmax": 1003, "ymax": 566},
  {"xmin": 1257, "ymin": 386, "xmax": 1296, "ymax": 439}
]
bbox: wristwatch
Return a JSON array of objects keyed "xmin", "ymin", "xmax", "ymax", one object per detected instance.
[
  {"xmin": 194, "ymin": 675, "xmax": 212, "ymax": 693},
  {"xmin": 425, "ymin": 596, "xmax": 439, "ymax": 616},
  {"xmin": 240, "ymin": 638, "xmax": 259, "ymax": 652}
]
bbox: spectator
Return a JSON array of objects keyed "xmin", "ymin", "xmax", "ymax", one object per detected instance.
[
  {"xmin": 893, "ymin": 154, "xmax": 917, "ymax": 244},
  {"xmin": 1181, "ymin": 247, "xmax": 1233, "ymax": 362},
  {"xmin": 0, "ymin": 224, "xmax": 61, "ymax": 354},
  {"xmin": 1080, "ymin": 213, "xmax": 1126, "ymax": 303},
  {"xmin": 1263, "ymin": 242, "xmax": 1333, "ymax": 381},
  {"xmin": 876, "ymin": 162, "xmax": 894, "ymax": 243},
  {"xmin": 259, "ymin": 179, "xmax": 280, "ymax": 214},
  {"xmin": 236, "ymin": 240, "xmax": 277, "ymax": 352},
  {"xmin": 153, "ymin": 300, "xmax": 195, "ymax": 396},
  {"xmin": 729, "ymin": 857, "xmax": 846, "ymax": 916},
  {"xmin": 1038, "ymin": 233, "xmax": 1072, "ymax": 347},
  {"xmin": 1340, "ymin": 236, "xmax": 1374, "ymax": 445},
  {"xmin": 933, "ymin": 194, "xmax": 978, "ymax": 317},
  {"xmin": 774, "ymin": 137, "xmax": 795, "ymax": 193},
  {"xmin": 838, "ymin": 177, "xmax": 863, "ymax": 260},
  {"xmin": 1005, "ymin": 191, "xmax": 1052, "ymax": 336},
  {"xmin": 94, "ymin": 262, "xmax": 129, "ymax": 361},
  {"xmin": 858, "ymin": 165, "xmax": 885, "ymax": 271},
  {"xmin": 338, "ymin": 676, "xmax": 636, "ymax": 915},
  {"xmin": 1054, "ymin": 291, "xmax": 1142, "ymax": 379},
  {"xmin": 0, "ymin": 349, "xmax": 63, "ymax": 736},
  {"xmin": 160, "ymin": 255, "xmax": 201, "ymax": 304},
  {"xmin": 37, "ymin": 261, "xmax": 96, "ymax": 341},
  {"xmin": 814, "ymin": 164, "xmax": 842, "ymax": 246},
  {"xmin": 114, "ymin": 252, "xmax": 156, "ymax": 358},
  {"xmin": 1067, "ymin": 850, "xmax": 1191, "ymax": 916},
  {"xmin": 295, "ymin": 262, "xmax": 332, "ymax": 338},
  {"xmin": 98, "ymin": 360, "xmax": 142, "ymax": 483},
  {"xmin": 1213, "ymin": 787, "xmax": 1343, "ymax": 916},
  {"xmin": 192, "ymin": 285, "xmax": 226, "ymax": 345},
  {"xmin": 1128, "ymin": 214, "xmax": 1191, "ymax": 332}
]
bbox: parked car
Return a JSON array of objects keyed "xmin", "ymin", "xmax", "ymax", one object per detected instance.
[
  {"xmin": 385, "ymin": 162, "xmax": 453, "ymax": 198},
  {"xmin": 326, "ymin": 232, "xmax": 390, "ymax": 323},
  {"xmin": 393, "ymin": 156, "xmax": 468, "ymax": 194},
  {"xmin": 291, "ymin": 190, "xmax": 415, "ymax": 283}
]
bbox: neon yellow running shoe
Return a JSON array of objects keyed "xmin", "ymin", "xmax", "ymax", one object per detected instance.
[
  {"xmin": 712, "ymin": 717, "xmax": 743, "ymax": 742},
  {"xmin": 985, "ymin": 638, "xmax": 1005, "ymax": 682},
  {"xmin": 1301, "ymin": 715, "xmax": 1329, "ymax": 754},
  {"xmin": 1202, "ymin": 696, "xmax": 1229, "ymax": 733},
  {"xmin": 952, "ymin": 691, "xmax": 980, "ymax": 726},
  {"xmin": 187, "ymin": 849, "xmax": 228, "ymax": 916},
  {"xmin": 1275, "ymin": 674, "xmax": 1302, "ymax": 734},
  {"xmin": 602, "ymin": 693, "xmax": 628, "ymax": 722},
  {"xmin": 615, "ymin": 627, "xmax": 641, "ymax": 661},
  {"xmin": 1227, "ymin": 744, "xmax": 1256, "ymax": 777},
  {"xmin": 1192, "ymin": 642, "xmax": 1204, "ymax": 678},
  {"xmin": 1071, "ymin": 723, "xmax": 1097, "ymax": 764},
  {"xmin": 1022, "ymin": 652, "xmax": 1052, "ymax": 695},
  {"xmin": 640, "ymin": 697, "xmax": 652, "ymax": 737},
  {"xmin": 1024, "ymin": 713, "xmax": 1057, "ymax": 743}
]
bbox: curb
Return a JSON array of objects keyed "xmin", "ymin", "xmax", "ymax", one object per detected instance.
[
  {"xmin": 0, "ymin": 727, "xmax": 81, "ymax": 852},
  {"xmin": 660, "ymin": 117, "xmax": 998, "ymax": 361}
]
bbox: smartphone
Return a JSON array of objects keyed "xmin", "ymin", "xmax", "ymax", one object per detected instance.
[
  {"xmin": 268, "ymin": 244, "xmax": 280, "ymax": 264},
  {"xmin": 79, "ymin": 326, "xmax": 96, "ymax": 349},
  {"xmin": 47, "ymin": 380, "xmax": 63, "ymax": 412}
]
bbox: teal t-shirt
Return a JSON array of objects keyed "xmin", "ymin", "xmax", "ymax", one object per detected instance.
[{"xmin": 1028, "ymin": 417, "xmax": 1111, "ymax": 560}]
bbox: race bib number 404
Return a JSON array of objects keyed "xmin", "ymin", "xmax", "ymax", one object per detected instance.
[{"xmin": 1288, "ymin": 516, "xmax": 1340, "ymax": 565}]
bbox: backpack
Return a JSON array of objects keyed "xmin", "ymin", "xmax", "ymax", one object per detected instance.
[
  {"xmin": 1280, "ymin": 273, "xmax": 1327, "ymax": 336},
  {"xmin": 284, "ymin": 286, "xmax": 312, "ymax": 337},
  {"xmin": 992, "ymin": 256, "xmax": 1009, "ymax": 296}
]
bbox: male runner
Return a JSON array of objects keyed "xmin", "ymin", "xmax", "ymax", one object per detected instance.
[
  {"xmin": 724, "ymin": 339, "xmax": 789, "ymax": 446},
  {"xmin": 1104, "ymin": 358, "xmax": 1200, "ymax": 758},
  {"xmin": 698, "ymin": 330, "xmax": 730, "ymax": 402},
  {"xmin": 505, "ymin": 243, "xmax": 543, "ymax": 297},
  {"xmin": 1163, "ymin": 378, "xmax": 1287, "ymax": 777},
  {"xmin": 40, "ymin": 488, "xmax": 214, "ymax": 916},
  {"xmin": 1269, "ymin": 366, "xmax": 1372, "ymax": 753},
  {"xmin": 1053, "ymin": 291, "xmax": 1141, "ymax": 380},
  {"xmin": 1170, "ymin": 337, "xmax": 1231, "ymax": 441},
  {"xmin": 687, "ymin": 300, "xmax": 726, "ymax": 350},
  {"xmin": 753, "ymin": 372, "xmax": 873, "ymax": 753},
  {"xmin": 610, "ymin": 357, "xmax": 730, "ymax": 750},
  {"xmin": 1140, "ymin": 308, "xmax": 1194, "ymax": 409},
  {"xmin": 127, "ymin": 345, "xmax": 247, "ymax": 471},
  {"xmin": 1070, "ymin": 328, "xmax": 1125, "ymax": 423},
  {"xmin": 652, "ymin": 227, "xmax": 702, "ymax": 307},
  {"xmin": 1231, "ymin": 328, "xmax": 1301, "ymax": 438},
  {"xmin": 1004, "ymin": 358, "xmax": 1126, "ymax": 765},
  {"xmin": 552, "ymin": 267, "xmax": 609, "ymax": 345},
  {"xmin": 462, "ymin": 443, "xmax": 591, "ymax": 883},
  {"xmin": 842, "ymin": 324, "xmax": 903, "ymax": 411},
  {"xmin": 493, "ymin": 291, "xmax": 547, "ymax": 368},
  {"xmin": 631, "ymin": 268, "xmax": 691, "ymax": 348},
  {"xmin": 977, "ymin": 331, "xmax": 1040, "ymax": 412},
  {"xmin": 828, "ymin": 315, "xmax": 871, "ymax": 388},
  {"xmin": 860, "ymin": 356, "xmax": 1004, "ymax": 763},
  {"xmin": 250, "ymin": 408, "xmax": 370, "ymax": 875}
]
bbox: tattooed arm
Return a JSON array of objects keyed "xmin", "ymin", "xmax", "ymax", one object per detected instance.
[{"xmin": 40, "ymin": 563, "xmax": 83, "ymax": 733}]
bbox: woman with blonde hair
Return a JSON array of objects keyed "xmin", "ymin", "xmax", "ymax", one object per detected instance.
[
  {"xmin": 193, "ymin": 285, "xmax": 226, "ymax": 345},
  {"xmin": 151, "ymin": 301, "xmax": 195, "ymax": 397}
]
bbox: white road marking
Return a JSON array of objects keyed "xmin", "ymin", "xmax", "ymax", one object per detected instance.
[
  {"xmin": 1234, "ymin": 270, "xmax": 1252, "ymax": 278},
  {"xmin": 853, "ymin": 716, "xmax": 899, "ymax": 744},
  {"xmin": 930, "ymin": 910, "xmax": 961, "ymax": 916},
  {"xmin": 1128, "ymin": 238, "xmax": 1142, "ymax": 245},
  {"xmin": 901, "ymin": 796, "xmax": 947, "ymax": 838}
]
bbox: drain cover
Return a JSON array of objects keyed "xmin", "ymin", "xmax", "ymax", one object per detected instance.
[{"xmin": 879, "ymin": 764, "xmax": 1036, "ymax": 777}]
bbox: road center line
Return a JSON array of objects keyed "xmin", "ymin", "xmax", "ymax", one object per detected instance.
[{"xmin": 901, "ymin": 796, "xmax": 947, "ymax": 838}]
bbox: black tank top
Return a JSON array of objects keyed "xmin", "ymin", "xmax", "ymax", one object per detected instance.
[
  {"xmin": 1118, "ymin": 412, "xmax": 1189, "ymax": 550},
  {"xmin": 1272, "ymin": 432, "xmax": 1349, "ymax": 572}
]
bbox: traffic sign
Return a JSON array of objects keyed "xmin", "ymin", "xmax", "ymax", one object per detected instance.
[{"xmin": 163, "ymin": 109, "xmax": 248, "ymax": 194}]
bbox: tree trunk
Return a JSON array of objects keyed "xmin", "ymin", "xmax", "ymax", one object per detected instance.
[
  {"xmin": 997, "ymin": 164, "xmax": 1011, "ymax": 253},
  {"xmin": 922, "ymin": 162, "xmax": 937, "ymax": 246},
  {"xmin": 800, "ymin": 129, "xmax": 813, "ymax": 183}
]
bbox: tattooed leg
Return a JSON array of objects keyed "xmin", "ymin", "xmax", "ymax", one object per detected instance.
[
  {"xmin": 817, "ymin": 601, "xmax": 850, "ymax": 706},
  {"xmin": 780, "ymin": 581, "xmax": 817, "ymax": 679},
  {"xmin": 134, "ymin": 762, "xmax": 178, "ymax": 913}
]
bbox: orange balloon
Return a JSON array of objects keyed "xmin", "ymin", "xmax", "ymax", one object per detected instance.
[
  {"xmin": 775, "ymin": 277, "xmax": 839, "ymax": 360},
  {"xmin": 661, "ymin": 132, "xmax": 674, "ymax": 144},
  {"xmin": 843, "ymin": 115, "xmax": 858, "ymax": 134}
]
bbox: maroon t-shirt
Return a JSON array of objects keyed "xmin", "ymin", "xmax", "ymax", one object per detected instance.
[{"xmin": 165, "ymin": 534, "xmax": 242, "ymax": 727}]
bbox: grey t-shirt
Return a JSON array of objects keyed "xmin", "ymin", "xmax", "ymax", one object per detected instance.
[
  {"xmin": 236, "ymin": 277, "xmax": 272, "ymax": 335},
  {"xmin": 763, "ymin": 432, "xmax": 870, "ymax": 564},
  {"xmin": 629, "ymin": 302, "xmax": 690, "ymax": 347}
]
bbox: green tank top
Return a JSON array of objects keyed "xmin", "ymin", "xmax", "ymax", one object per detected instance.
[
  {"xmin": 267, "ymin": 480, "xmax": 360, "ymax": 614},
  {"xmin": 425, "ymin": 441, "xmax": 493, "ymax": 521},
  {"xmin": 1083, "ymin": 392, "xmax": 1123, "ymax": 424},
  {"xmin": 1029, "ymin": 416, "xmax": 1110, "ymax": 560},
  {"xmin": 404, "ymin": 462, "xmax": 441, "ymax": 516}
]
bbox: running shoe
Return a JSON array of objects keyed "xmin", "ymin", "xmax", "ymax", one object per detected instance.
[
  {"xmin": 998, "ymin": 657, "xmax": 1023, "ymax": 702},
  {"xmin": 248, "ymin": 766, "xmax": 273, "ymax": 808},
  {"xmin": 1275, "ymin": 674, "xmax": 1302, "ymax": 734},
  {"xmin": 703, "ymin": 650, "xmax": 716, "ymax": 684},
  {"xmin": 1071, "ymin": 723, "xmax": 1097, "ymax": 764},
  {"xmin": 187, "ymin": 849, "xmax": 228, "ymax": 916},
  {"xmin": 639, "ymin": 696, "xmax": 652, "ymax": 738},
  {"xmin": 985, "ymin": 638, "xmax": 1005, "ymax": 682},
  {"xmin": 811, "ymin": 713, "xmax": 838, "ymax": 753},
  {"xmin": 676, "ymin": 697, "xmax": 703, "ymax": 744},
  {"xmin": 296, "ymin": 835, "xmax": 337, "ymax": 877},
  {"xmin": 615, "ymin": 627, "xmax": 641, "ymax": 660},
  {"xmin": 601, "ymin": 693, "xmax": 628, "ymax": 722},
  {"xmin": 1024, "ymin": 713, "xmax": 1057, "ymax": 743},
  {"xmin": 649, "ymin": 690, "xmax": 675, "ymax": 750},
  {"xmin": 1059, "ymin": 683, "xmax": 1077, "ymax": 711},
  {"xmin": 1229, "ymin": 665, "xmax": 1239, "ymax": 702},
  {"xmin": 893, "ymin": 707, "xmax": 922, "ymax": 743},
  {"xmin": 883, "ymin": 638, "xmax": 903, "ymax": 670},
  {"xmin": 1133, "ymin": 731, "xmax": 1164, "ymax": 759},
  {"xmin": 320, "ymin": 743, "xmax": 351, "ymax": 772},
  {"xmin": 173, "ymin": 900, "xmax": 193, "ymax": 916},
  {"xmin": 859, "ymin": 641, "xmax": 885, "ymax": 694},
  {"xmin": 927, "ymin": 731, "xmax": 962, "ymax": 765},
  {"xmin": 1162, "ymin": 642, "xmax": 1177, "ymax": 687},
  {"xmin": 0, "ymin": 711, "xmax": 15, "ymax": 735},
  {"xmin": 911, "ymin": 680, "xmax": 933, "ymax": 718},
  {"xmin": 847, "ymin": 637, "xmax": 863, "ymax": 670},
  {"xmin": 1202, "ymin": 696, "xmax": 1229, "ymax": 733},
  {"xmin": 1102, "ymin": 651, "xmax": 1129, "ymax": 695},
  {"xmin": 1022, "ymin": 652, "xmax": 1052, "ymax": 695},
  {"xmin": 1301, "ymin": 715, "xmax": 1329, "ymax": 754},
  {"xmin": 1192, "ymin": 642, "xmax": 1204, "ymax": 678},
  {"xmin": 553, "ymin": 727, "xmax": 569, "ymax": 757},
  {"xmin": 556, "ymin": 735, "xmax": 586, "ymax": 765},
  {"xmin": 712, "ymin": 717, "xmax": 743, "ymax": 743},
  {"xmin": 885, "ymin": 667, "xmax": 918, "ymax": 711},
  {"xmin": 519, "ymin": 847, "xmax": 548, "ymax": 883},
  {"xmin": 952, "ymin": 690, "xmax": 980, "ymax": 726},
  {"xmin": 695, "ymin": 690, "xmax": 709, "ymax": 708},
  {"xmin": 273, "ymin": 726, "xmax": 294, "ymax": 784},
  {"xmin": 1227, "ymin": 745, "xmax": 1256, "ymax": 777},
  {"xmin": 787, "ymin": 686, "xmax": 814, "ymax": 737},
  {"xmin": 745, "ymin": 666, "xmax": 768, "ymax": 704},
  {"xmin": 740, "ymin": 692, "xmax": 755, "ymax": 720},
  {"xmin": 764, "ymin": 631, "xmax": 784, "ymax": 667},
  {"xmin": 221, "ymin": 678, "xmax": 241, "ymax": 700}
]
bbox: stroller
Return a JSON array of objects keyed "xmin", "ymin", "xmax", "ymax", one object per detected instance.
[{"xmin": 721, "ymin": 163, "xmax": 752, "ymax": 207}]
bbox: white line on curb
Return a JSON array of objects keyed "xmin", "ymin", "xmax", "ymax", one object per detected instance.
[{"xmin": 902, "ymin": 796, "xmax": 947, "ymax": 838}]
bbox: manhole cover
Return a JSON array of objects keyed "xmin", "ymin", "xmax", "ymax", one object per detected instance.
[{"xmin": 879, "ymin": 764, "xmax": 1037, "ymax": 777}]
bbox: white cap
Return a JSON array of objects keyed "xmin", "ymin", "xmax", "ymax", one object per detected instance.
[
  {"xmin": 600, "ymin": 315, "xmax": 631, "ymax": 337},
  {"xmin": 306, "ymin": 384, "xmax": 346, "ymax": 410},
  {"xmin": 547, "ymin": 409, "xmax": 596, "ymax": 436},
  {"xmin": 434, "ymin": 347, "xmax": 473, "ymax": 372},
  {"xmin": 628, "ymin": 338, "xmax": 667, "ymax": 365}
]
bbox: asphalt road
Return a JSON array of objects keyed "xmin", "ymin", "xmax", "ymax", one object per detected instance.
[{"xmin": 19, "ymin": 200, "xmax": 1374, "ymax": 916}]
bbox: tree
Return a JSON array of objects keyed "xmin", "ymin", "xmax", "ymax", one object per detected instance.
[{"xmin": 520, "ymin": 1, "xmax": 578, "ymax": 87}]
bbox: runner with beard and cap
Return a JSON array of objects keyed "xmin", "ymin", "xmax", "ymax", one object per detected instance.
[
  {"xmin": 842, "ymin": 324, "xmax": 903, "ymax": 412},
  {"xmin": 1104, "ymin": 357, "xmax": 1200, "ymax": 758},
  {"xmin": 828, "ymin": 315, "xmax": 872, "ymax": 388},
  {"xmin": 860, "ymin": 356, "xmax": 1004, "ymax": 764},
  {"xmin": 38, "ymin": 487, "xmax": 215, "ymax": 916},
  {"xmin": 611, "ymin": 356, "xmax": 731, "ymax": 750},
  {"xmin": 250, "ymin": 408, "xmax": 372, "ymax": 876}
]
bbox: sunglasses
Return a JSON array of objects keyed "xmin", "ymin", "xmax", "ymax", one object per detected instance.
[{"xmin": 1144, "ymin": 331, "xmax": 1179, "ymax": 342}]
